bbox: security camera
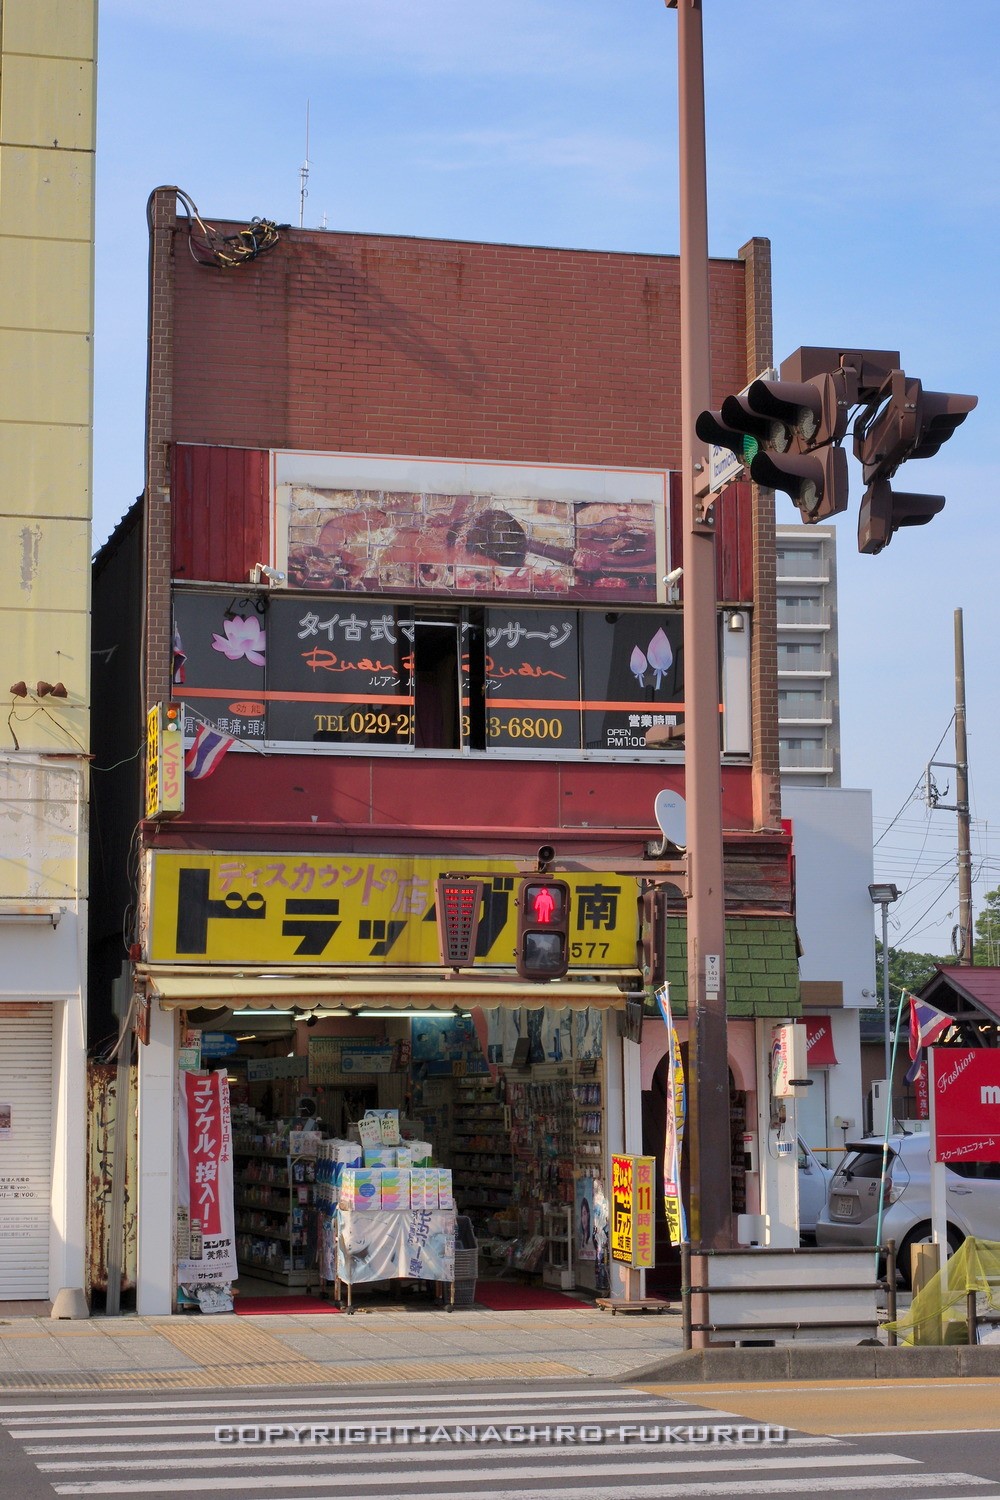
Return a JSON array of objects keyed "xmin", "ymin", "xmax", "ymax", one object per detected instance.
[
  {"xmin": 662, "ymin": 567, "xmax": 683, "ymax": 586},
  {"xmin": 249, "ymin": 564, "xmax": 286, "ymax": 586}
]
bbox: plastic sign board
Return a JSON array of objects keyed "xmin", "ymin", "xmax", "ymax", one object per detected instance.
[
  {"xmin": 436, "ymin": 878, "xmax": 484, "ymax": 967},
  {"xmin": 146, "ymin": 702, "xmax": 185, "ymax": 820},
  {"xmin": 931, "ymin": 1047, "xmax": 1000, "ymax": 1163},
  {"xmin": 771, "ymin": 1022, "xmax": 809, "ymax": 1098},
  {"xmin": 150, "ymin": 852, "xmax": 638, "ymax": 970},
  {"xmin": 610, "ymin": 1153, "xmax": 655, "ymax": 1268}
]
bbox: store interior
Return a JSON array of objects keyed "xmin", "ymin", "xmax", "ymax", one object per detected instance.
[{"xmin": 182, "ymin": 1003, "xmax": 611, "ymax": 1307}]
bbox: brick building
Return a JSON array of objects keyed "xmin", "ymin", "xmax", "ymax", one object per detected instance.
[{"xmin": 91, "ymin": 189, "xmax": 802, "ymax": 1312}]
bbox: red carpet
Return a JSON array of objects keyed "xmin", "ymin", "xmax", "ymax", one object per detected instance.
[
  {"xmin": 471, "ymin": 1280, "xmax": 590, "ymax": 1311},
  {"xmin": 235, "ymin": 1295, "xmax": 341, "ymax": 1315}
]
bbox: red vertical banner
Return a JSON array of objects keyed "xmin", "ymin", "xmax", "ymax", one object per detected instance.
[
  {"xmin": 914, "ymin": 1059, "xmax": 929, "ymax": 1120},
  {"xmin": 177, "ymin": 1067, "xmax": 237, "ymax": 1285}
]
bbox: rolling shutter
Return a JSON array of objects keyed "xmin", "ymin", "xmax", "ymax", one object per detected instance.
[{"xmin": 0, "ymin": 1005, "xmax": 53, "ymax": 1299}]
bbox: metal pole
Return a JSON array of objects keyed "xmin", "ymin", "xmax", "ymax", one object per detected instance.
[
  {"xmin": 670, "ymin": 0, "xmax": 733, "ymax": 1274},
  {"xmin": 881, "ymin": 899, "xmax": 891, "ymax": 1095},
  {"xmin": 954, "ymin": 608, "xmax": 973, "ymax": 964}
]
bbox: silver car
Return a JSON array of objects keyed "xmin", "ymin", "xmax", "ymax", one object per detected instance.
[
  {"xmin": 815, "ymin": 1132, "xmax": 1000, "ymax": 1286},
  {"xmin": 798, "ymin": 1136, "xmax": 833, "ymax": 1241}
]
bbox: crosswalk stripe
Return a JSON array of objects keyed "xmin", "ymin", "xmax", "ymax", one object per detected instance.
[
  {"xmin": 46, "ymin": 1453, "xmax": 919, "ymax": 1496},
  {"xmin": 10, "ymin": 1405, "xmax": 735, "ymax": 1441},
  {"xmin": 35, "ymin": 1435, "xmax": 833, "ymax": 1472}
]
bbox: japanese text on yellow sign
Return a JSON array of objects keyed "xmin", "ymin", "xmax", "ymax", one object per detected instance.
[
  {"xmin": 149, "ymin": 852, "xmax": 638, "ymax": 969},
  {"xmin": 610, "ymin": 1153, "xmax": 654, "ymax": 1269}
]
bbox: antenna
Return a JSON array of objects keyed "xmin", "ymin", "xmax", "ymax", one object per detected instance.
[{"xmin": 298, "ymin": 100, "xmax": 310, "ymax": 229}]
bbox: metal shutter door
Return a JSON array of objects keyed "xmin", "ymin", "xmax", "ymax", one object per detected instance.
[{"xmin": 0, "ymin": 1005, "xmax": 53, "ymax": 1298}]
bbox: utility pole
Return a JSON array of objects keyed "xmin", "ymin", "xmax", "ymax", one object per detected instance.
[
  {"xmin": 924, "ymin": 607, "xmax": 974, "ymax": 964},
  {"xmin": 665, "ymin": 0, "xmax": 733, "ymax": 1269},
  {"xmin": 955, "ymin": 608, "xmax": 973, "ymax": 963}
]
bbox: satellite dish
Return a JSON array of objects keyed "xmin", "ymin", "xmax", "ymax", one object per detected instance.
[{"xmin": 654, "ymin": 790, "xmax": 687, "ymax": 850}]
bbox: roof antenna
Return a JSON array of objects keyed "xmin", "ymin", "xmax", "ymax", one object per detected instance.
[{"xmin": 298, "ymin": 100, "xmax": 310, "ymax": 229}]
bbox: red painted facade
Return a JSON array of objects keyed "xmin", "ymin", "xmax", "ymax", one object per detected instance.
[{"xmin": 139, "ymin": 204, "xmax": 787, "ymax": 908}]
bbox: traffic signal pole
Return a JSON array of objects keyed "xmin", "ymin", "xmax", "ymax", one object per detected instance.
[{"xmin": 667, "ymin": 0, "xmax": 734, "ymax": 1278}]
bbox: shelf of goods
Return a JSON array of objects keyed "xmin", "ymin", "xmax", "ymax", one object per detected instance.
[
  {"xmin": 450, "ymin": 1079, "xmax": 513, "ymax": 1213},
  {"xmin": 233, "ymin": 1146, "xmax": 318, "ymax": 1287}
]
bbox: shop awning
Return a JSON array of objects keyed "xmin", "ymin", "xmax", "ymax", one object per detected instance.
[
  {"xmin": 140, "ymin": 968, "xmax": 631, "ymax": 1012},
  {"xmin": 804, "ymin": 1014, "xmax": 838, "ymax": 1067}
]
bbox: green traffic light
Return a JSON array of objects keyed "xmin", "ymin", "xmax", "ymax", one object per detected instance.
[{"xmin": 742, "ymin": 435, "xmax": 759, "ymax": 462}]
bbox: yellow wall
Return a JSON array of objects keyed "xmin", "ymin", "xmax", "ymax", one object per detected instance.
[{"xmin": 0, "ymin": 0, "xmax": 97, "ymax": 753}]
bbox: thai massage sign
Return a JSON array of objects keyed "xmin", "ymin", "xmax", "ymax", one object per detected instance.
[
  {"xmin": 149, "ymin": 851, "xmax": 637, "ymax": 970},
  {"xmin": 610, "ymin": 1153, "xmax": 655, "ymax": 1268},
  {"xmin": 931, "ymin": 1048, "xmax": 1000, "ymax": 1163}
]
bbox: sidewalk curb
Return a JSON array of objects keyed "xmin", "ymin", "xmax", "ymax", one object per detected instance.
[{"xmin": 619, "ymin": 1343, "xmax": 1000, "ymax": 1383}]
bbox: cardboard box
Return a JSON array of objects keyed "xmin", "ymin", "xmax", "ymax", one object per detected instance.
[
  {"xmin": 380, "ymin": 1168, "xmax": 410, "ymax": 1210},
  {"xmin": 363, "ymin": 1148, "xmax": 396, "ymax": 1168},
  {"xmin": 340, "ymin": 1168, "xmax": 380, "ymax": 1211},
  {"xmin": 436, "ymin": 1167, "xmax": 455, "ymax": 1211}
]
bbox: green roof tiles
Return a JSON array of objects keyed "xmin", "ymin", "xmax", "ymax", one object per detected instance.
[{"xmin": 662, "ymin": 916, "xmax": 801, "ymax": 1018}]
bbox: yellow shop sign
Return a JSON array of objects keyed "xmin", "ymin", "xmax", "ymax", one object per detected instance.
[{"xmin": 149, "ymin": 852, "xmax": 638, "ymax": 970}]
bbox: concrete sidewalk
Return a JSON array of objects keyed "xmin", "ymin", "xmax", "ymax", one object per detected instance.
[{"xmin": 0, "ymin": 1307, "xmax": 686, "ymax": 1392}]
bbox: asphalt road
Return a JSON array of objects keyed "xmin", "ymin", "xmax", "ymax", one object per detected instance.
[{"xmin": 0, "ymin": 1377, "xmax": 998, "ymax": 1498}]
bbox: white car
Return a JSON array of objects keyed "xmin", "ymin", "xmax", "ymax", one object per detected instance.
[
  {"xmin": 798, "ymin": 1136, "xmax": 833, "ymax": 1240},
  {"xmin": 815, "ymin": 1132, "xmax": 1000, "ymax": 1287}
]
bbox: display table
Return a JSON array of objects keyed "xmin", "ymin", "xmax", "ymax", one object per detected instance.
[{"xmin": 326, "ymin": 1209, "xmax": 457, "ymax": 1311}]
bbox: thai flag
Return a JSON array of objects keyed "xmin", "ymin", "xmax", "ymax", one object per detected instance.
[
  {"xmin": 185, "ymin": 724, "xmax": 234, "ymax": 780},
  {"xmin": 905, "ymin": 994, "xmax": 953, "ymax": 1084}
]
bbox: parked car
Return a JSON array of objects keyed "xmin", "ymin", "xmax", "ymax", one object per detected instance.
[
  {"xmin": 798, "ymin": 1136, "xmax": 833, "ymax": 1241},
  {"xmin": 815, "ymin": 1132, "xmax": 1000, "ymax": 1286}
]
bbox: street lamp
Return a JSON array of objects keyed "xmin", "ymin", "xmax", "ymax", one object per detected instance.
[{"xmin": 868, "ymin": 882, "xmax": 900, "ymax": 1107}]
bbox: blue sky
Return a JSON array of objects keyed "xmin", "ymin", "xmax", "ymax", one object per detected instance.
[{"xmin": 94, "ymin": 0, "xmax": 1000, "ymax": 959}]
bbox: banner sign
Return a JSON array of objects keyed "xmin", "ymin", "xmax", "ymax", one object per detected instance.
[
  {"xmin": 172, "ymin": 590, "xmax": 692, "ymax": 756},
  {"xmin": 610, "ymin": 1153, "xmax": 655, "ymax": 1268},
  {"xmin": 274, "ymin": 452, "xmax": 668, "ymax": 605},
  {"xmin": 145, "ymin": 702, "xmax": 185, "ymax": 819},
  {"xmin": 149, "ymin": 851, "xmax": 637, "ymax": 969},
  {"xmin": 931, "ymin": 1048, "xmax": 1000, "ymax": 1163},
  {"xmin": 655, "ymin": 984, "xmax": 686, "ymax": 1247},
  {"xmin": 176, "ymin": 1069, "xmax": 237, "ymax": 1285},
  {"xmin": 336, "ymin": 1208, "xmax": 456, "ymax": 1284}
]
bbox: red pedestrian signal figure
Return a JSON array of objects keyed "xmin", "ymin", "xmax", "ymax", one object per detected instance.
[{"xmin": 516, "ymin": 878, "xmax": 570, "ymax": 981}]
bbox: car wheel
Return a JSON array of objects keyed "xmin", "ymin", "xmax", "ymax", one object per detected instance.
[{"xmin": 895, "ymin": 1223, "xmax": 963, "ymax": 1290}]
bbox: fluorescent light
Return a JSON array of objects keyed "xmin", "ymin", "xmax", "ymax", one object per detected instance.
[{"xmin": 354, "ymin": 1008, "xmax": 471, "ymax": 1018}]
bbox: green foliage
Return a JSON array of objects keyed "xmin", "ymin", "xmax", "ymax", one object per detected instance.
[
  {"xmin": 974, "ymin": 887, "xmax": 1000, "ymax": 965},
  {"xmin": 871, "ymin": 939, "xmax": 954, "ymax": 1019}
]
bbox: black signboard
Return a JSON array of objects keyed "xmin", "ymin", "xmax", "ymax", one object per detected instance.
[
  {"xmin": 171, "ymin": 591, "xmax": 267, "ymax": 740},
  {"xmin": 484, "ymin": 608, "xmax": 581, "ymax": 750},
  {"xmin": 580, "ymin": 611, "xmax": 685, "ymax": 752},
  {"xmin": 265, "ymin": 598, "xmax": 414, "ymax": 746}
]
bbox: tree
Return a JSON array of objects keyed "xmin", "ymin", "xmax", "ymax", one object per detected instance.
[
  {"xmin": 870, "ymin": 940, "xmax": 954, "ymax": 1026},
  {"xmin": 974, "ymin": 888, "xmax": 1000, "ymax": 966}
]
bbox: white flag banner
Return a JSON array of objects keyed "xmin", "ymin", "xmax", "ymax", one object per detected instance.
[{"xmin": 176, "ymin": 1068, "xmax": 238, "ymax": 1285}]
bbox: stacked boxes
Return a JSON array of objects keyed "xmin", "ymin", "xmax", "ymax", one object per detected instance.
[{"xmin": 339, "ymin": 1165, "xmax": 452, "ymax": 1211}]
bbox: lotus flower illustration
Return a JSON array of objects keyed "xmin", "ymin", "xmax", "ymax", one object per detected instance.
[
  {"xmin": 629, "ymin": 645, "xmax": 648, "ymax": 688},
  {"xmin": 646, "ymin": 628, "xmax": 673, "ymax": 690},
  {"xmin": 212, "ymin": 615, "xmax": 266, "ymax": 665}
]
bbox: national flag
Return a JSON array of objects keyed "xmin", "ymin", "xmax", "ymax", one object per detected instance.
[
  {"xmin": 172, "ymin": 622, "xmax": 187, "ymax": 685},
  {"xmin": 905, "ymin": 994, "xmax": 953, "ymax": 1084},
  {"xmin": 185, "ymin": 724, "xmax": 234, "ymax": 780}
]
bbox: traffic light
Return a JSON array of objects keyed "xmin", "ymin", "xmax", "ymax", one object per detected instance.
[
  {"xmin": 854, "ymin": 371, "xmax": 976, "ymax": 552},
  {"xmin": 638, "ymin": 887, "xmax": 666, "ymax": 990},
  {"xmin": 515, "ymin": 878, "xmax": 570, "ymax": 981},
  {"xmin": 436, "ymin": 877, "xmax": 484, "ymax": 967},
  {"xmin": 697, "ymin": 372, "xmax": 851, "ymax": 522},
  {"xmin": 857, "ymin": 479, "xmax": 945, "ymax": 556}
]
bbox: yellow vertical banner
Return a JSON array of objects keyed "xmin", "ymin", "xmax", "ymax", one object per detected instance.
[
  {"xmin": 610, "ymin": 1154, "xmax": 634, "ymax": 1264},
  {"xmin": 610, "ymin": 1153, "xmax": 655, "ymax": 1269}
]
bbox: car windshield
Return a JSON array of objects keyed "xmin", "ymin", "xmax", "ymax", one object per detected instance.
[{"xmin": 838, "ymin": 1149, "xmax": 894, "ymax": 1180}]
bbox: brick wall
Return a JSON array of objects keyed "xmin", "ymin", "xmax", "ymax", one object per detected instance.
[{"xmin": 167, "ymin": 224, "xmax": 749, "ymax": 471}]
